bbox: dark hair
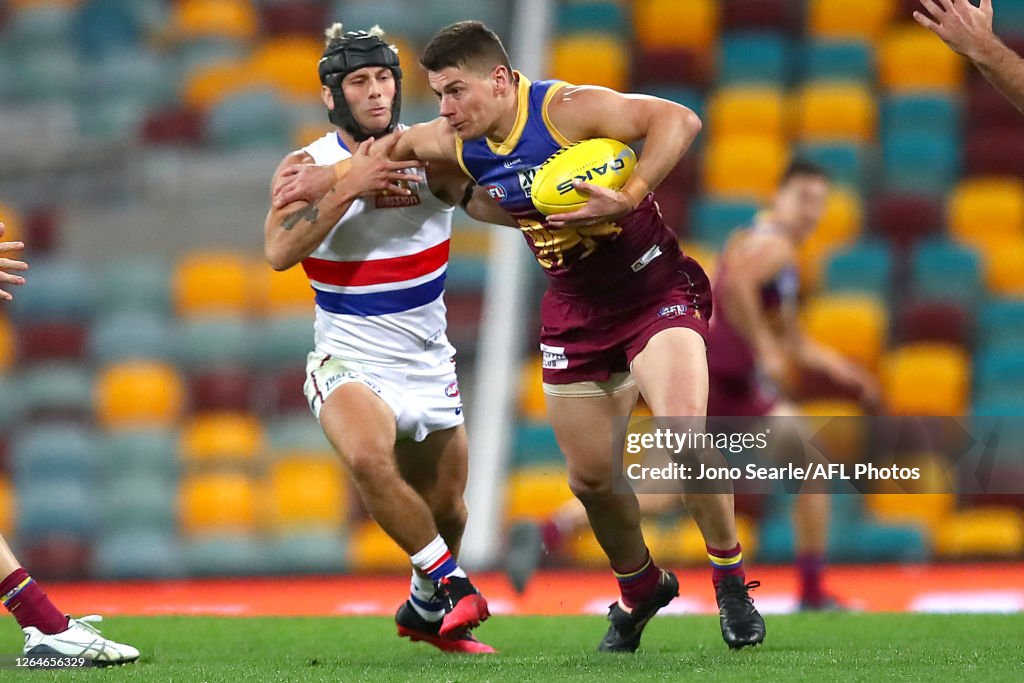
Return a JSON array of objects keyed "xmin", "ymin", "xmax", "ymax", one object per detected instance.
[
  {"xmin": 420, "ymin": 21, "xmax": 512, "ymax": 75},
  {"xmin": 780, "ymin": 158, "xmax": 831, "ymax": 185}
]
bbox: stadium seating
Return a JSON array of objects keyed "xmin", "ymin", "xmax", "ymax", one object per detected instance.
[
  {"xmin": 707, "ymin": 86, "xmax": 786, "ymax": 139},
  {"xmin": 20, "ymin": 364, "xmax": 95, "ymax": 423},
  {"xmin": 179, "ymin": 412, "xmax": 265, "ymax": 465},
  {"xmin": 802, "ymin": 294, "xmax": 888, "ymax": 369},
  {"xmin": 172, "ymin": 0, "xmax": 259, "ymax": 42},
  {"xmin": 897, "ymin": 300, "xmax": 973, "ymax": 348},
  {"xmin": 689, "ymin": 197, "xmax": 759, "ymax": 247},
  {"xmin": 634, "ymin": 0, "xmax": 719, "ymax": 52},
  {"xmin": 556, "ymin": 1, "xmax": 626, "ymax": 36},
  {"xmin": 824, "ymin": 240, "xmax": 893, "ymax": 298},
  {"xmin": 246, "ymin": 37, "xmax": 323, "ymax": 101},
  {"xmin": 95, "ymin": 360, "xmax": 186, "ymax": 429},
  {"xmin": 179, "ymin": 471, "xmax": 258, "ymax": 535},
  {"xmin": 974, "ymin": 348, "xmax": 1024, "ymax": 405},
  {"xmin": 0, "ymin": 316, "xmax": 15, "ymax": 371},
  {"xmin": 704, "ymin": 134, "xmax": 788, "ymax": 201},
  {"xmin": 910, "ymin": 239, "xmax": 983, "ymax": 306},
  {"xmin": 207, "ymin": 88, "xmax": 292, "ymax": 150},
  {"xmin": 879, "ymin": 26, "xmax": 965, "ymax": 92},
  {"xmin": 717, "ymin": 32, "xmax": 791, "ymax": 86},
  {"xmin": 794, "ymin": 83, "xmax": 876, "ymax": 143},
  {"xmin": 265, "ymin": 456, "xmax": 347, "ymax": 530},
  {"xmin": 881, "ymin": 344, "xmax": 971, "ymax": 415},
  {"xmin": 173, "ymin": 252, "xmax": 256, "ymax": 317},
  {"xmin": 796, "ymin": 142, "xmax": 871, "ymax": 193},
  {"xmin": 259, "ymin": 265, "xmax": 314, "ymax": 317},
  {"xmin": 881, "ymin": 131, "xmax": 959, "ymax": 197},
  {"xmin": 948, "ymin": 178, "xmax": 1024, "ymax": 250},
  {"xmin": 88, "ymin": 311, "xmax": 176, "ymax": 364},
  {"xmin": 802, "ymin": 40, "xmax": 874, "ymax": 83},
  {"xmin": 505, "ymin": 466, "xmax": 573, "ymax": 521},
  {"xmin": 882, "ymin": 93, "xmax": 960, "ymax": 141},
  {"xmin": 349, "ymin": 520, "xmax": 407, "ymax": 571},
  {"xmin": 965, "ymin": 127, "xmax": 1024, "ymax": 179},
  {"xmin": 176, "ymin": 317, "xmax": 256, "ymax": 369},
  {"xmin": 0, "ymin": 479, "xmax": 13, "ymax": 538},
  {"xmin": 550, "ymin": 34, "xmax": 629, "ymax": 91},
  {"xmin": 979, "ymin": 298, "xmax": 1024, "ymax": 351},
  {"xmin": 721, "ymin": 0, "xmax": 795, "ymax": 32},
  {"xmin": 808, "ymin": 0, "xmax": 896, "ymax": 42},
  {"xmin": 873, "ymin": 193, "xmax": 943, "ymax": 248},
  {"xmin": 983, "ymin": 238, "xmax": 1024, "ymax": 296},
  {"xmin": 933, "ymin": 508, "xmax": 1024, "ymax": 558}
]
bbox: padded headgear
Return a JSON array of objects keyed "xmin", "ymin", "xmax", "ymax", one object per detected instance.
[{"xmin": 318, "ymin": 28, "xmax": 403, "ymax": 141}]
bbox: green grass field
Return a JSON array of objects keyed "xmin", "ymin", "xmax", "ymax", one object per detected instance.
[{"xmin": 3, "ymin": 614, "xmax": 1022, "ymax": 682}]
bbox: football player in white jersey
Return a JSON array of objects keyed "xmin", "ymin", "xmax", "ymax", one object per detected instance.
[
  {"xmin": 0, "ymin": 224, "xmax": 139, "ymax": 664},
  {"xmin": 264, "ymin": 25, "xmax": 507, "ymax": 654}
]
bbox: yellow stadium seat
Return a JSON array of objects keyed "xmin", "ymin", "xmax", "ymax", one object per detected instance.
[
  {"xmin": 948, "ymin": 178, "xmax": 1024, "ymax": 250},
  {"xmin": 803, "ymin": 294, "xmax": 888, "ymax": 369},
  {"xmin": 808, "ymin": 0, "xmax": 895, "ymax": 42},
  {"xmin": 0, "ymin": 479, "xmax": 13, "ymax": 538},
  {"xmin": 635, "ymin": 0, "xmax": 719, "ymax": 52},
  {"xmin": 880, "ymin": 343, "xmax": 970, "ymax": 415},
  {"xmin": 798, "ymin": 401, "xmax": 866, "ymax": 463},
  {"xmin": 707, "ymin": 87, "xmax": 786, "ymax": 139},
  {"xmin": 879, "ymin": 26, "xmax": 965, "ymax": 92},
  {"xmin": 795, "ymin": 84, "xmax": 876, "ymax": 143},
  {"xmin": 260, "ymin": 265, "xmax": 314, "ymax": 317},
  {"xmin": 985, "ymin": 239, "xmax": 1024, "ymax": 295},
  {"xmin": 11, "ymin": 0, "xmax": 82, "ymax": 8},
  {"xmin": 95, "ymin": 360, "xmax": 185, "ymax": 429},
  {"xmin": 292, "ymin": 122, "xmax": 332, "ymax": 149},
  {"xmin": 0, "ymin": 203, "xmax": 23, "ymax": 244},
  {"xmin": 867, "ymin": 493, "xmax": 953, "ymax": 533},
  {"xmin": 182, "ymin": 60, "xmax": 254, "ymax": 110},
  {"xmin": 799, "ymin": 399, "xmax": 864, "ymax": 417},
  {"xmin": 549, "ymin": 34, "xmax": 628, "ymax": 91},
  {"xmin": 704, "ymin": 135, "xmax": 788, "ymax": 201},
  {"xmin": 350, "ymin": 520, "xmax": 408, "ymax": 571},
  {"xmin": 180, "ymin": 471, "xmax": 258, "ymax": 535},
  {"xmin": 505, "ymin": 466, "xmax": 573, "ymax": 521},
  {"xmin": 173, "ymin": 252, "xmax": 255, "ymax": 317},
  {"xmin": 817, "ymin": 188, "xmax": 863, "ymax": 243},
  {"xmin": 0, "ymin": 317, "xmax": 14, "ymax": 372},
  {"xmin": 247, "ymin": 37, "xmax": 323, "ymax": 102},
  {"xmin": 519, "ymin": 356, "xmax": 547, "ymax": 421},
  {"xmin": 566, "ymin": 525, "xmax": 607, "ymax": 567},
  {"xmin": 173, "ymin": 0, "xmax": 258, "ymax": 42},
  {"xmin": 933, "ymin": 507, "xmax": 1024, "ymax": 558},
  {"xmin": 266, "ymin": 457, "xmax": 346, "ymax": 530},
  {"xmin": 798, "ymin": 236, "xmax": 845, "ymax": 291},
  {"xmin": 451, "ymin": 226, "xmax": 492, "ymax": 259},
  {"xmin": 180, "ymin": 412, "xmax": 265, "ymax": 464}
]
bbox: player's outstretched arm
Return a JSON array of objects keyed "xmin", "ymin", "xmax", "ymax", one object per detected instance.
[
  {"xmin": 264, "ymin": 135, "xmax": 423, "ymax": 270},
  {"xmin": 0, "ymin": 222, "xmax": 27, "ymax": 302},
  {"xmin": 915, "ymin": 0, "xmax": 1024, "ymax": 114},
  {"xmin": 545, "ymin": 86, "xmax": 701, "ymax": 227}
]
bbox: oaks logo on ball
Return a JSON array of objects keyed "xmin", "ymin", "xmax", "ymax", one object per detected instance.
[
  {"xmin": 485, "ymin": 184, "xmax": 507, "ymax": 201},
  {"xmin": 554, "ymin": 150, "xmax": 633, "ymax": 196}
]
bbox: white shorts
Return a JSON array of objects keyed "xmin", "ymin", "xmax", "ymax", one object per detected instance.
[{"xmin": 304, "ymin": 351, "xmax": 464, "ymax": 442}]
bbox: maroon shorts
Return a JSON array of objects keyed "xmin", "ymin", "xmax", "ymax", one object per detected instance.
[{"xmin": 539, "ymin": 256, "xmax": 712, "ymax": 384}]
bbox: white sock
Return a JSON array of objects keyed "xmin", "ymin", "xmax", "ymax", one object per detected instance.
[
  {"xmin": 409, "ymin": 571, "xmax": 444, "ymax": 623},
  {"xmin": 410, "ymin": 535, "xmax": 467, "ymax": 581}
]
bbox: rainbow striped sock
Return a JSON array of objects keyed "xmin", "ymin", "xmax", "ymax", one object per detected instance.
[
  {"xmin": 707, "ymin": 543, "xmax": 745, "ymax": 588},
  {"xmin": 411, "ymin": 535, "xmax": 467, "ymax": 583}
]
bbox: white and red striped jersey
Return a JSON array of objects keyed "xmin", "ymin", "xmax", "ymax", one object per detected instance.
[{"xmin": 299, "ymin": 130, "xmax": 456, "ymax": 366}]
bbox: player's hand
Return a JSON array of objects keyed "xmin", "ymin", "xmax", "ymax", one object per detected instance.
[
  {"xmin": 0, "ymin": 223, "xmax": 27, "ymax": 302},
  {"xmin": 545, "ymin": 180, "xmax": 633, "ymax": 228},
  {"xmin": 273, "ymin": 163, "xmax": 335, "ymax": 208},
  {"xmin": 914, "ymin": 0, "xmax": 996, "ymax": 62}
]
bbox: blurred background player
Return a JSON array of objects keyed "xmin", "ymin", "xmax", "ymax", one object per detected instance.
[
  {"xmin": 264, "ymin": 24, "xmax": 502, "ymax": 654},
  {"xmin": 508, "ymin": 161, "xmax": 878, "ymax": 611},
  {"xmin": 916, "ymin": 0, "xmax": 1024, "ymax": 113},
  {"xmin": 408, "ymin": 20, "xmax": 764, "ymax": 651},
  {"xmin": 0, "ymin": 224, "xmax": 138, "ymax": 664}
]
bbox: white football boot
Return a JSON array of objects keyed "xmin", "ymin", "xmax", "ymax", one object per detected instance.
[{"xmin": 23, "ymin": 615, "xmax": 140, "ymax": 665}]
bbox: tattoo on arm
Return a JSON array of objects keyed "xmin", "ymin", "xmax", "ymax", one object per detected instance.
[{"xmin": 280, "ymin": 187, "xmax": 334, "ymax": 231}]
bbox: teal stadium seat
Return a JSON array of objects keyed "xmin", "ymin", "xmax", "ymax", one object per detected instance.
[
  {"xmin": 9, "ymin": 258, "xmax": 97, "ymax": 321},
  {"xmin": 557, "ymin": 1, "xmax": 626, "ymax": 35},
  {"xmin": 3, "ymin": 6, "xmax": 74, "ymax": 53},
  {"xmin": 690, "ymin": 198, "xmax": 759, "ymax": 249},
  {"xmin": 974, "ymin": 348, "xmax": 1024, "ymax": 405},
  {"xmin": 11, "ymin": 423, "xmax": 99, "ymax": 488},
  {"xmin": 184, "ymin": 536, "xmax": 274, "ymax": 576},
  {"xmin": 910, "ymin": 239, "xmax": 983, "ymax": 305},
  {"xmin": 445, "ymin": 257, "xmax": 489, "ymax": 294},
  {"xmin": 101, "ymin": 429, "xmax": 179, "ymax": 481},
  {"xmin": 251, "ymin": 316, "xmax": 312, "ymax": 368},
  {"xmin": 207, "ymin": 88, "xmax": 292, "ymax": 150},
  {"xmin": 176, "ymin": 317, "xmax": 256, "ymax": 369},
  {"xmin": 882, "ymin": 93, "xmax": 960, "ymax": 140},
  {"xmin": 718, "ymin": 32, "xmax": 791, "ymax": 86},
  {"xmin": 824, "ymin": 241, "xmax": 893, "ymax": 297},
  {"xmin": 93, "ymin": 529, "xmax": 182, "ymax": 579},
  {"xmin": 16, "ymin": 482, "xmax": 96, "ymax": 538},
  {"xmin": 88, "ymin": 311, "xmax": 177, "ymax": 364},
  {"xmin": 266, "ymin": 532, "xmax": 347, "ymax": 574},
  {"xmin": 513, "ymin": 423, "xmax": 563, "ymax": 468},
  {"xmin": 642, "ymin": 86, "xmax": 705, "ymax": 121},
  {"xmin": 796, "ymin": 142, "xmax": 872, "ymax": 192},
  {"xmin": 882, "ymin": 132, "xmax": 960, "ymax": 197},
  {"xmin": 972, "ymin": 397, "xmax": 1024, "ymax": 416},
  {"xmin": 0, "ymin": 376, "xmax": 23, "ymax": 431},
  {"xmin": 15, "ymin": 46, "xmax": 80, "ymax": 104},
  {"xmin": 19, "ymin": 364, "xmax": 95, "ymax": 422},
  {"xmin": 803, "ymin": 39, "xmax": 874, "ymax": 83},
  {"xmin": 99, "ymin": 474, "xmax": 177, "ymax": 536},
  {"xmin": 76, "ymin": 51, "xmax": 177, "ymax": 139},
  {"xmin": 266, "ymin": 416, "xmax": 331, "ymax": 452},
  {"xmin": 994, "ymin": 4, "xmax": 1024, "ymax": 37},
  {"xmin": 979, "ymin": 299, "xmax": 1024, "ymax": 351},
  {"xmin": 98, "ymin": 257, "xmax": 172, "ymax": 315},
  {"xmin": 327, "ymin": 0, "xmax": 418, "ymax": 41},
  {"xmin": 73, "ymin": 0, "xmax": 143, "ymax": 59}
]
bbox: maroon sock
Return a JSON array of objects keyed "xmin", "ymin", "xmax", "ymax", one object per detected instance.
[
  {"xmin": 0, "ymin": 569, "xmax": 69, "ymax": 635},
  {"xmin": 797, "ymin": 554, "xmax": 825, "ymax": 605},
  {"xmin": 541, "ymin": 520, "xmax": 564, "ymax": 554},
  {"xmin": 613, "ymin": 552, "xmax": 662, "ymax": 609},
  {"xmin": 707, "ymin": 543, "xmax": 745, "ymax": 588}
]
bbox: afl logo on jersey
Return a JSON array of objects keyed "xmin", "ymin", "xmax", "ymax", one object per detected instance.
[
  {"xmin": 445, "ymin": 381, "xmax": 460, "ymax": 398},
  {"xmin": 485, "ymin": 184, "xmax": 507, "ymax": 201}
]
